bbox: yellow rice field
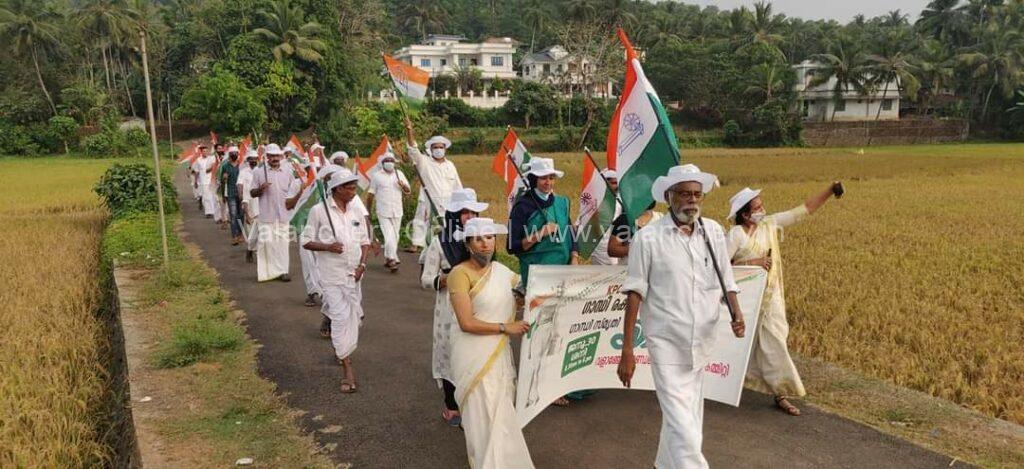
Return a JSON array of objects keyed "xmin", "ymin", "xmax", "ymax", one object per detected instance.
[
  {"xmin": 0, "ymin": 158, "xmax": 117, "ymax": 466},
  {"xmin": 453, "ymin": 143, "xmax": 1024, "ymax": 424}
]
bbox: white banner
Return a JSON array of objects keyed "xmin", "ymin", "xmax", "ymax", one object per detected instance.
[{"xmin": 515, "ymin": 265, "xmax": 767, "ymax": 428}]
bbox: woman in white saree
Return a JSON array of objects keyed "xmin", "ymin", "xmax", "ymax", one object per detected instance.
[
  {"xmin": 726, "ymin": 182, "xmax": 843, "ymax": 416},
  {"xmin": 448, "ymin": 218, "xmax": 534, "ymax": 468}
]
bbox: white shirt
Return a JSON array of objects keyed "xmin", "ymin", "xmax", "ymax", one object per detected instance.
[
  {"xmin": 407, "ymin": 145, "xmax": 462, "ymax": 213},
  {"xmin": 193, "ymin": 155, "xmax": 215, "ymax": 186},
  {"xmin": 238, "ymin": 166, "xmax": 259, "ymax": 218},
  {"xmin": 621, "ymin": 215, "xmax": 739, "ymax": 368},
  {"xmin": 301, "ymin": 196, "xmax": 371, "ymax": 286},
  {"xmin": 368, "ymin": 169, "xmax": 409, "ymax": 218},
  {"xmin": 252, "ymin": 165, "xmax": 299, "ymax": 223}
]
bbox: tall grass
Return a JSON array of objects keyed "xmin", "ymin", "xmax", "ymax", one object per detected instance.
[
  {"xmin": 0, "ymin": 158, "xmax": 122, "ymax": 466},
  {"xmin": 453, "ymin": 143, "xmax": 1024, "ymax": 424}
]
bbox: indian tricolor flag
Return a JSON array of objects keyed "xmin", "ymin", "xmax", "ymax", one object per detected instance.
[
  {"xmin": 607, "ymin": 28, "xmax": 680, "ymax": 224},
  {"xmin": 356, "ymin": 136, "xmax": 392, "ymax": 190},
  {"xmin": 576, "ymin": 155, "xmax": 617, "ymax": 258},
  {"xmin": 177, "ymin": 142, "xmax": 200, "ymax": 165},
  {"xmin": 384, "ymin": 54, "xmax": 429, "ymax": 101},
  {"xmin": 491, "ymin": 128, "xmax": 532, "ymax": 212},
  {"xmin": 285, "ymin": 134, "xmax": 306, "ymax": 159}
]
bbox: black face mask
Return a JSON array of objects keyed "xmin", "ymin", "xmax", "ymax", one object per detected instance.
[{"xmin": 229, "ymin": 153, "xmax": 238, "ymax": 161}]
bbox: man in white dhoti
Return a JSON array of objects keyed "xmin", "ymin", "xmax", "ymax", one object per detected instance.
[
  {"xmin": 190, "ymin": 144, "xmax": 207, "ymax": 208},
  {"xmin": 192, "ymin": 149, "xmax": 217, "ymax": 218},
  {"xmin": 448, "ymin": 218, "xmax": 533, "ymax": 468},
  {"xmin": 726, "ymin": 182, "xmax": 843, "ymax": 416},
  {"xmin": 237, "ymin": 150, "xmax": 260, "ymax": 263},
  {"xmin": 366, "ymin": 152, "xmax": 411, "ymax": 272},
  {"xmin": 250, "ymin": 143, "xmax": 306, "ymax": 282},
  {"xmin": 588, "ymin": 169, "xmax": 622, "ymax": 266},
  {"xmin": 402, "ymin": 117, "xmax": 462, "ymax": 254},
  {"xmin": 301, "ymin": 167, "xmax": 371, "ymax": 393},
  {"xmin": 212, "ymin": 143, "xmax": 227, "ymax": 224},
  {"xmin": 617, "ymin": 164, "xmax": 745, "ymax": 469}
]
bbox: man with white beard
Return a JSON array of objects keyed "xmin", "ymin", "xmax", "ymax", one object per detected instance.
[{"xmin": 617, "ymin": 164, "xmax": 746, "ymax": 469}]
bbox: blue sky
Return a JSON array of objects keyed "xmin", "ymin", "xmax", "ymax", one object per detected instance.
[{"xmin": 683, "ymin": 0, "xmax": 933, "ymax": 23}]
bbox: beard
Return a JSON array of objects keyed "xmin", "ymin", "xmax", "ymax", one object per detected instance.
[{"xmin": 672, "ymin": 204, "xmax": 701, "ymax": 224}]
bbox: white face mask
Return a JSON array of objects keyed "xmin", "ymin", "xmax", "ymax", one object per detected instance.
[
  {"xmin": 382, "ymin": 161, "xmax": 395, "ymax": 172},
  {"xmin": 430, "ymin": 148, "xmax": 446, "ymax": 159},
  {"xmin": 749, "ymin": 210, "xmax": 766, "ymax": 223}
]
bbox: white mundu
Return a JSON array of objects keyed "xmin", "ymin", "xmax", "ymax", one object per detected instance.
[
  {"xmin": 193, "ymin": 154, "xmax": 217, "ymax": 216},
  {"xmin": 301, "ymin": 196, "xmax": 370, "ymax": 360},
  {"xmin": 252, "ymin": 164, "xmax": 298, "ymax": 281},
  {"xmin": 727, "ymin": 204, "xmax": 809, "ymax": 398},
  {"xmin": 449, "ymin": 262, "xmax": 534, "ymax": 469},
  {"xmin": 622, "ymin": 215, "xmax": 738, "ymax": 469}
]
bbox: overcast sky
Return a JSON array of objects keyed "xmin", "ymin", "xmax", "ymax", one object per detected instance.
[{"xmin": 683, "ymin": 0, "xmax": 933, "ymax": 23}]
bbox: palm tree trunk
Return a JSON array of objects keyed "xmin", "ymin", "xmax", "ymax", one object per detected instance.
[
  {"xmin": 121, "ymin": 60, "xmax": 137, "ymax": 116},
  {"xmin": 31, "ymin": 46, "xmax": 58, "ymax": 116},
  {"xmin": 982, "ymin": 81, "xmax": 996, "ymax": 123},
  {"xmin": 101, "ymin": 45, "xmax": 113, "ymax": 94},
  {"xmin": 875, "ymin": 86, "xmax": 888, "ymax": 120}
]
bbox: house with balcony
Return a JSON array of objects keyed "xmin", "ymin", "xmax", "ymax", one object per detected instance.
[
  {"xmin": 794, "ymin": 60, "xmax": 901, "ymax": 122},
  {"xmin": 392, "ymin": 35, "xmax": 517, "ymax": 83},
  {"xmin": 520, "ymin": 45, "xmax": 614, "ymax": 98}
]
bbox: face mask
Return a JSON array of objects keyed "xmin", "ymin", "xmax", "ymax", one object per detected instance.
[
  {"xmin": 470, "ymin": 250, "xmax": 493, "ymax": 267},
  {"xmin": 534, "ymin": 189, "xmax": 550, "ymax": 201},
  {"xmin": 430, "ymin": 148, "xmax": 445, "ymax": 159},
  {"xmin": 749, "ymin": 210, "xmax": 766, "ymax": 223},
  {"xmin": 383, "ymin": 162, "xmax": 395, "ymax": 172}
]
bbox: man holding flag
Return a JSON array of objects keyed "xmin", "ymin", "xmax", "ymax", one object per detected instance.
[
  {"xmin": 192, "ymin": 146, "xmax": 218, "ymax": 218},
  {"xmin": 402, "ymin": 117, "xmax": 462, "ymax": 253},
  {"xmin": 366, "ymin": 152, "xmax": 411, "ymax": 272},
  {"xmin": 250, "ymin": 143, "xmax": 305, "ymax": 282},
  {"xmin": 238, "ymin": 149, "xmax": 260, "ymax": 263},
  {"xmin": 219, "ymin": 146, "xmax": 244, "ymax": 245}
]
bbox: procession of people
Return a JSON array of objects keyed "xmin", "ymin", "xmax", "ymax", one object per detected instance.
[{"xmin": 184, "ymin": 127, "xmax": 843, "ymax": 468}]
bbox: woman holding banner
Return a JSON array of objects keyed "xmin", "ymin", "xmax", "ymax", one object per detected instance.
[
  {"xmin": 726, "ymin": 182, "xmax": 843, "ymax": 416},
  {"xmin": 449, "ymin": 218, "xmax": 533, "ymax": 468}
]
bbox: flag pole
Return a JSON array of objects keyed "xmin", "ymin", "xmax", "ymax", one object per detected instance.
[
  {"xmin": 500, "ymin": 126, "xmax": 550, "ymax": 223},
  {"xmin": 583, "ymin": 146, "xmax": 629, "ymax": 216},
  {"xmin": 140, "ymin": 29, "xmax": 170, "ymax": 268},
  {"xmin": 697, "ymin": 216, "xmax": 737, "ymax": 323},
  {"xmin": 319, "ymin": 179, "xmax": 337, "ymax": 239},
  {"xmin": 381, "ymin": 53, "xmax": 444, "ymax": 224}
]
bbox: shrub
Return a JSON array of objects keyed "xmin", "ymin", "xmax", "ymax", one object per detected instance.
[
  {"xmin": 154, "ymin": 317, "xmax": 244, "ymax": 368},
  {"xmin": 25, "ymin": 122, "xmax": 62, "ymax": 154},
  {"xmin": 176, "ymin": 66, "xmax": 266, "ymax": 134},
  {"xmin": 49, "ymin": 116, "xmax": 80, "ymax": 153},
  {"xmin": 723, "ymin": 120, "xmax": 743, "ymax": 146},
  {"xmin": 0, "ymin": 121, "xmax": 38, "ymax": 155},
  {"xmin": 94, "ymin": 163, "xmax": 178, "ymax": 218},
  {"xmin": 83, "ymin": 132, "xmax": 114, "ymax": 157},
  {"xmin": 123, "ymin": 127, "xmax": 150, "ymax": 148}
]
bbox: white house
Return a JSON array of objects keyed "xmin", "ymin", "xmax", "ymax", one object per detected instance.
[
  {"xmin": 521, "ymin": 45, "xmax": 614, "ymax": 97},
  {"xmin": 794, "ymin": 60, "xmax": 901, "ymax": 122},
  {"xmin": 392, "ymin": 35, "xmax": 517, "ymax": 83}
]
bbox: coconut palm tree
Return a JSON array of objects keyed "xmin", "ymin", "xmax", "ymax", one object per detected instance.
[
  {"xmin": 253, "ymin": 0, "xmax": 326, "ymax": 65},
  {"xmin": 882, "ymin": 9, "xmax": 909, "ymax": 28},
  {"xmin": 78, "ymin": 0, "xmax": 133, "ymax": 95},
  {"xmin": 915, "ymin": 39, "xmax": 956, "ymax": 114},
  {"xmin": 745, "ymin": 62, "xmax": 787, "ymax": 103},
  {"xmin": 956, "ymin": 26, "xmax": 1024, "ymax": 121},
  {"xmin": 809, "ymin": 40, "xmax": 870, "ymax": 121},
  {"xmin": 865, "ymin": 30, "xmax": 922, "ymax": 120},
  {"xmin": 0, "ymin": 0, "xmax": 62, "ymax": 115},
  {"xmin": 523, "ymin": 0, "xmax": 548, "ymax": 53},
  {"xmin": 916, "ymin": 0, "xmax": 969, "ymax": 47},
  {"xmin": 398, "ymin": 0, "xmax": 448, "ymax": 42}
]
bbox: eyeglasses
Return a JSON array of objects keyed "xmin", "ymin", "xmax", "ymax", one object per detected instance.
[{"xmin": 667, "ymin": 190, "xmax": 704, "ymax": 200}]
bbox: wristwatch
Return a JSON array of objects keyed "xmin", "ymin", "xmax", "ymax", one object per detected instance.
[{"xmin": 498, "ymin": 323, "xmax": 506, "ymax": 334}]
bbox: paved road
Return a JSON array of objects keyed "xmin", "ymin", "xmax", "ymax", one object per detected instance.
[{"xmin": 175, "ymin": 172, "xmax": 962, "ymax": 468}]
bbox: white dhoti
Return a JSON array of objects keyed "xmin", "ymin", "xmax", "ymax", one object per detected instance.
[
  {"xmin": 651, "ymin": 364, "xmax": 708, "ymax": 469},
  {"xmin": 244, "ymin": 218, "xmax": 259, "ymax": 251},
  {"xmin": 256, "ymin": 221, "xmax": 290, "ymax": 281},
  {"xmin": 379, "ymin": 216, "xmax": 401, "ymax": 262},
  {"xmin": 321, "ymin": 282, "xmax": 363, "ymax": 360},
  {"xmin": 200, "ymin": 184, "xmax": 216, "ymax": 216},
  {"xmin": 300, "ymin": 246, "xmax": 322, "ymax": 296},
  {"xmin": 411, "ymin": 191, "xmax": 429, "ymax": 248},
  {"xmin": 215, "ymin": 193, "xmax": 228, "ymax": 222},
  {"xmin": 192, "ymin": 180, "xmax": 201, "ymax": 200}
]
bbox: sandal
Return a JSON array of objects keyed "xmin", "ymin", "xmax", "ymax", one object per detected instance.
[
  {"xmin": 775, "ymin": 396, "xmax": 801, "ymax": 416},
  {"xmin": 441, "ymin": 409, "xmax": 462, "ymax": 427},
  {"xmin": 340, "ymin": 380, "xmax": 357, "ymax": 394}
]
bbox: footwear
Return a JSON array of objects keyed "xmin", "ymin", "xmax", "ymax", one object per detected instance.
[
  {"xmin": 775, "ymin": 396, "xmax": 801, "ymax": 416},
  {"xmin": 245, "ymin": 251, "xmax": 254, "ymax": 263},
  {"xmin": 278, "ymin": 274, "xmax": 291, "ymax": 282},
  {"xmin": 304, "ymin": 293, "xmax": 317, "ymax": 307},
  {"xmin": 340, "ymin": 380, "xmax": 357, "ymax": 394},
  {"xmin": 319, "ymin": 316, "xmax": 331, "ymax": 338},
  {"xmin": 442, "ymin": 409, "xmax": 462, "ymax": 427}
]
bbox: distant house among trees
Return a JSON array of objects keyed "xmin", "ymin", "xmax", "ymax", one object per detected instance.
[
  {"xmin": 520, "ymin": 45, "xmax": 614, "ymax": 98},
  {"xmin": 794, "ymin": 60, "xmax": 901, "ymax": 122}
]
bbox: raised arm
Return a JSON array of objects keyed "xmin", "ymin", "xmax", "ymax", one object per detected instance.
[{"xmin": 805, "ymin": 181, "xmax": 842, "ymax": 215}]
